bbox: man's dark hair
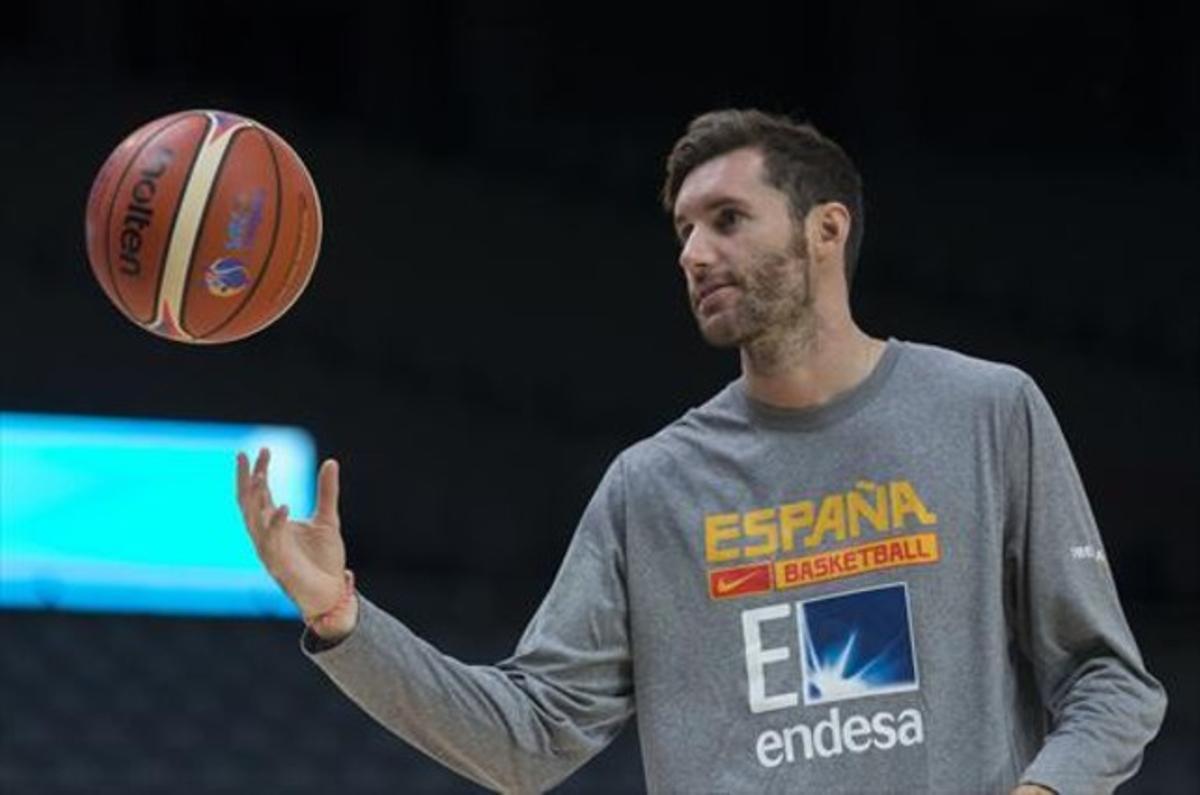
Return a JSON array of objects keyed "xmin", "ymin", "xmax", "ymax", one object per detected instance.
[{"xmin": 662, "ymin": 109, "xmax": 865, "ymax": 285}]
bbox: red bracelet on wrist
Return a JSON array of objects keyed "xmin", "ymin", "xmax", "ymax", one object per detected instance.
[{"xmin": 305, "ymin": 570, "xmax": 355, "ymax": 631}]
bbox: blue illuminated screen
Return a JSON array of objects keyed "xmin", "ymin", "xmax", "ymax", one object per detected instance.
[{"xmin": 0, "ymin": 412, "xmax": 314, "ymax": 618}]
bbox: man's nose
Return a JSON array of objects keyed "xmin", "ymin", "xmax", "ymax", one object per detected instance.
[{"xmin": 679, "ymin": 228, "xmax": 715, "ymax": 274}]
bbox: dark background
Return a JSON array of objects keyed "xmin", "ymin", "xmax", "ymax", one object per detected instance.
[{"xmin": 1, "ymin": 1, "xmax": 1196, "ymax": 792}]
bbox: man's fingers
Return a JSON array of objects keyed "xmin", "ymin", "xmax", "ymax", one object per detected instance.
[
  {"xmin": 253, "ymin": 449, "xmax": 278, "ymax": 511},
  {"xmin": 258, "ymin": 504, "xmax": 290, "ymax": 555},
  {"xmin": 315, "ymin": 458, "xmax": 340, "ymax": 524},
  {"xmin": 253, "ymin": 447, "xmax": 270, "ymax": 480},
  {"xmin": 238, "ymin": 470, "xmax": 276, "ymax": 548},
  {"xmin": 268, "ymin": 504, "xmax": 290, "ymax": 533},
  {"xmin": 236, "ymin": 452, "xmax": 262, "ymax": 535},
  {"xmin": 255, "ymin": 472, "xmax": 276, "ymax": 513},
  {"xmin": 236, "ymin": 450, "xmax": 285, "ymax": 564}
]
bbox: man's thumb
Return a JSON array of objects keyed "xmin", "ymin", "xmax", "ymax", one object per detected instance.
[{"xmin": 315, "ymin": 458, "xmax": 340, "ymax": 522}]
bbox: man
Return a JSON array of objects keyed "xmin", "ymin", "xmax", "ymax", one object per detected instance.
[{"xmin": 236, "ymin": 110, "xmax": 1166, "ymax": 793}]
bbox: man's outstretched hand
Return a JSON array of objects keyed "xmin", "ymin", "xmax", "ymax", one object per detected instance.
[{"xmin": 236, "ymin": 448, "xmax": 356, "ymax": 637}]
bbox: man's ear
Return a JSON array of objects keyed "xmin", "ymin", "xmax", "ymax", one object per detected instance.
[
  {"xmin": 806, "ymin": 202, "xmax": 851, "ymax": 264},
  {"xmin": 818, "ymin": 202, "xmax": 850, "ymax": 248}
]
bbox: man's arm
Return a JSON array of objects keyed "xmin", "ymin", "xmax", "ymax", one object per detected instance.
[
  {"xmin": 1004, "ymin": 379, "xmax": 1167, "ymax": 795},
  {"xmin": 296, "ymin": 455, "xmax": 635, "ymax": 792}
]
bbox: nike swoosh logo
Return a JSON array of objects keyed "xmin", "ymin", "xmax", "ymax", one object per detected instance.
[{"xmin": 716, "ymin": 570, "xmax": 763, "ymax": 594}]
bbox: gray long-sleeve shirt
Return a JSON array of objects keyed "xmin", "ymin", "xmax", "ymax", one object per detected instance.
[{"xmin": 303, "ymin": 339, "xmax": 1166, "ymax": 793}]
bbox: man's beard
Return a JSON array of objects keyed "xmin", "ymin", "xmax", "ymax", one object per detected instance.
[{"xmin": 694, "ymin": 231, "xmax": 812, "ymax": 349}]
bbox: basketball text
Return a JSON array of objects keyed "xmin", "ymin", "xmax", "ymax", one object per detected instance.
[{"xmin": 117, "ymin": 146, "xmax": 175, "ymax": 276}]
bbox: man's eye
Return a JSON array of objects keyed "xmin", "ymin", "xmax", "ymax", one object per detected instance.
[{"xmin": 716, "ymin": 209, "xmax": 740, "ymax": 231}]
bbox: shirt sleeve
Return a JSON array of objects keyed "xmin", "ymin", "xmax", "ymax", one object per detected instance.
[
  {"xmin": 1004, "ymin": 378, "xmax": 1167, "ymax": 794},
  {"xmin": 299, "ymin": 455, "xmax": 635, "ymax": 794}
]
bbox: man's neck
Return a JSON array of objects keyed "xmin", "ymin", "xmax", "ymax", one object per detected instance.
[{"xmin": 740, "ymin": 320, "xmax": 886, "ymax": 410}]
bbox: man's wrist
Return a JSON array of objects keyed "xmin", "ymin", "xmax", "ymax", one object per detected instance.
[
  {"xmin": 306, "ymin": 570, "xmax": 359, "ymax": 641},
  {"xmin": 311, "ymin": 592, "xmax": 359, "ymax": 641}
]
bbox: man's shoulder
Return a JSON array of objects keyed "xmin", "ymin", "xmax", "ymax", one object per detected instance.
[
  {"xmin": 615, "ymin": 382, "xmax": 746, "ymax": 471},
  {"xmin": 896, "ymin": 339, "xmax": 1034, "ymax": 401}
]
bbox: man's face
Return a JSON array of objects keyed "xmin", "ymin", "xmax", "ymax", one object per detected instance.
[{"xmin": 672, "ymin": 148, "xmax": 811, "ymax": 349}]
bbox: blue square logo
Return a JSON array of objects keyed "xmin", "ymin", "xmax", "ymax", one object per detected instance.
[{"xmin": 797, "ymin": 582, "xmax": 919, "ymax": 706}]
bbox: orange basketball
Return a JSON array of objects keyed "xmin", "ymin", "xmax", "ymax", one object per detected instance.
[{"xmin": 84, "ymin": 110, "xmax": 322, "ymax": 343}]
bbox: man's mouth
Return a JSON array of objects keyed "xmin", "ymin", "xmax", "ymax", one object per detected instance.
[{"xmin": 696, "ymin": 282, "xmax": 737, "ymax": 313}]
